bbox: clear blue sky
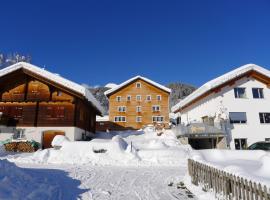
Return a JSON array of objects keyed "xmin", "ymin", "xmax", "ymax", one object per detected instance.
[{"xmin": 1, "ymin": 0, "xmax": 270, "ymax": 87}]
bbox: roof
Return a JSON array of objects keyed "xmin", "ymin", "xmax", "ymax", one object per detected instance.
[
  {"xmin": 0, "ymin": 62, "xmax": 104, "ymax": 114},
  {"xmin": 172, "ymin": 63, "xmax": 270, "ymax": 113},
  {"xmin": 104, "ymin": 75, "xmax": 171, "ymax": 96},
  {"xmin": 96, "ymin": 115, "xmax": 109, "ymax": 122}
]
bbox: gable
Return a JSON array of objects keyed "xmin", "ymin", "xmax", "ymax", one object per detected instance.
[
  {"xmin": 0, "ymin": 62, "xmax": 103, "ymax": 114},
  {"xmin": 175, "ymin": 70, "xmax": 270, "ymax": 113},
  {"xmin": 105, "ymin": 76, "xmax": 171, "ymax": 97}
]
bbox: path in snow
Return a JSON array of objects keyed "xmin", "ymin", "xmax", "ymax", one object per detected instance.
[
  {"xmin": 68, "ymin": 165, "xmax": 196, "ymax": 200},
  {"xmin": 18, "ymin": 164, "xmax": 196, "ymax": 200}
]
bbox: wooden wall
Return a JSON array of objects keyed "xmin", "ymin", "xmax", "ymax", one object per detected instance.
[
  {"xmin": 0, "ymin": 70, "xmax": 97, "ymax": 133},
  {"xmin": 108, "ymin": 78, "xmax": 170, "ymax": 129}
]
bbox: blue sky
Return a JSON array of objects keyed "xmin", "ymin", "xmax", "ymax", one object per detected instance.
[{"xmin": 1, "ymin": 0, "xmax": 270, "ymax": 87}]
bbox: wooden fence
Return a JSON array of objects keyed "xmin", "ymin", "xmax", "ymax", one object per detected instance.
[{"xmin": 188, "ymin": 159, "xmax": 270, "ymax": 200}]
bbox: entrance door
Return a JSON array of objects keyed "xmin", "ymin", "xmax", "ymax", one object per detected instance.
[
  {"xmin": 234, "ymin": 138, "xmax": 247, "ymax": 150},
  {"xmin": 43, "ymin": 130, "xmax": 65, "ymax": 149},
  {"xmin": 188, "ymin": 138, "xmax": 217, "ymax": 149}
]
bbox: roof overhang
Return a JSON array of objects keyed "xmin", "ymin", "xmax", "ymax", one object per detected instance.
[
  {"xmin": 104, "ymin": 75, "xmax": 171, "ymax": 97},
  {"xmin": 172, "ymin": 63, "xmax": 270, "ymax": 113}
]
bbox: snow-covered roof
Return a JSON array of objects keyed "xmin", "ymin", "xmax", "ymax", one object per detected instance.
[
  {"xmin": 104, "ymin": 75, "xmax": 171, "ymax": 96},
  {"xmin": 105, "ymin": 83, "xmax": 118, "ymax": 89},
  {"xmin": 96, "ymin": 115, "xmax": 109, "ymax": 122},
  {"xmin": 172, "ymin": 63, "xmax": 270, "ymax": 113},
  {"xmin": 0, "ymin": 62, "xmax": 104, "ymax": 114}
]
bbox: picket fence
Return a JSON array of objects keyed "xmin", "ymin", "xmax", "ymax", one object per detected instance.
[{"xmin": 188, "ymin": 159, "xmax": 270, "ymax": 200}]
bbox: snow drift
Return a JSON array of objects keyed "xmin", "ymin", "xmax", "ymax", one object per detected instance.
[
  {"xmin": 190, "ymin": 149, "xmax": 270, "ymax": 187},
  {"xmin": 7, "ymin": 130, "xmax": 190, "ymax": 167}
]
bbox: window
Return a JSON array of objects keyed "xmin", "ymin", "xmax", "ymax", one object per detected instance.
[
  {"xmin": 57, "ymin": 91, "xmax": 62, "ymax": 96},
  {"xmin": 118, "ymin": 106, "xmax": 126, "ymax": 112},
  {"xmin": 259, "ymin": 113, "xmax": 270, "ymax": 123},
  {"xmin": 136, "ymin": 116, "xmax": 142, "ymax": 122},
  {"xmin": 116, "ymin": 96, "xmax": 121, "ymax": 102},
  {"xmin": 136, "ymin": 82, "xmax": 141, "ymax": 88},
  {"xmin": 46, "ymin": 106, "xmax": 65, "ymax": 119},
  {"xmin": 136, "ymin": 106, "xmax": 141, "ymax": 112},
  {"xmin": 152, "ymin": 116, "xmax": 164, "ymax": 122},
  {"xmin": 157, "ymin": 95, "xmax": 162, "ymax": 101},
  {"xmin": 152, "ymin": 105, "xmax": 160, "ymax": 112},
  {"xmin": 234, "ymin": 88, "xmax": 246, "ymax": 98},
  {"xmin": 252, "ymin": 88, "xmax": 264, "ymax": 99},
  {"xmin": 127, "ymin": 95, "xmax": 131, "ymax": 101},
  {"xmin": 234, "ymin": 138, "xmax": 247, "ymax": 150},
  {"xmin": 265, "ymin": 138, "xmax": 270, "ymax": 142},
  {"xmin": 136, "ymin": 95, "xmax": 141, "ymax": 101},
  {"xmin": 229, "ymin": 112, "xmax": 247, "ymax": 124},
  {"xmin": 13, "ymin": 106, "xmax": 23, "ymax": 119},
  {"xmin": 114, "ymin": 116, "xmax": 126, "ymax": 122},
  {"xmin": 146, "ymin": 95, "xmax": 151, "ymax": 101}
]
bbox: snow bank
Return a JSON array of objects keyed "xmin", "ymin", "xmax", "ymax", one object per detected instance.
[
  {"xmin": 190, "ymin": 149, "xmax": 270, "ymax": 187},
  {"xmin": 7, "ymin": 130, "xmax": 190, "ymax": 167},
  {"xmin": 51, "ymin": 135, "xmax": 70, "ymax": 147},
  {"xmin": 0, "ymin": 159, "xmax": 62, "ymax": 200}
]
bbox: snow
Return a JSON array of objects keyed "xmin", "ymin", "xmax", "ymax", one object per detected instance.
[
  {"xmin": 6, "ymin": 130, "xmax": 190, "ymax": 167},
  {"xmin": 0, "ymin": 129, "xmax": 194, "ymax": 200},
  {"xmin": 51, "ymin": 135, "xmax": 70, "ymax": 147},
  {"xmin": 0, "ymin": 62, "xmax": 104, "ymax": 114},
  {"xmin": 104, "ymin": 75, "xmax": 171, "ymax": 96},
  {"xmin": 190, "ymin": 149, "xmax": 270, "ymax": 187},
  {"xmin": 104, "ymin": 83, "xmax": 118, "ymax": 89},
  {"xmin": 96, "ymin": 115, "xmax": 109, "ymax": 122},
  {"xmin": 172, "ymin": 63, "xmax": 270, "ymax": 112},
  {"xmin": 0, "ymin": 159, "xmax": 85, "ymax": 200}
]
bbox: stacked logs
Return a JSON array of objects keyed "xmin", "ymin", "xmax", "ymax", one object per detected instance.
[{"xmin": 4, "ymin": 142, "xmax": 37, "ymax": 152}]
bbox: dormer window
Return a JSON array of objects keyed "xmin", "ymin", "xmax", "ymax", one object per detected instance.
[{"xmin": 136, "ymin": 82, "xmax": 141, "ymax": 88}]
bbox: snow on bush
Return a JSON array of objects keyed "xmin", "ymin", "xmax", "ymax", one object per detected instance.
[
  {"xmin": 51, "ymin": 135, "xmax": 70, "ymax": 147},
  {"xmin": 190, "ymin": 150, "xmax": 270, "ymax": 186}
]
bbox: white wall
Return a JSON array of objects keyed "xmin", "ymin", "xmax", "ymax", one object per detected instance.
[
  {"xmin": 178, "ymin": 77, "xmax": 270, "ymax": 149},
  {"xmin": 0, "ymin": 126, "xmax": 94, "ymax": 148}
]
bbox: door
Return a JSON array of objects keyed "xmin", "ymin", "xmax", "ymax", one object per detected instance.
[{"xmin": 43, "ymin": 130, "xmax": 65, "ymax": 149}]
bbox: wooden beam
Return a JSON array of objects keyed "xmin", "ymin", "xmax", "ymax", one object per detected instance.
[
  {"xmin": 34, "ymin": 102, "xmax": 39, "ymax": 127},
  {"xmin": 24, "ymin": 77, "xmax": 29, "ymax": 101},
  {"xmin": 73, "ymin": 98, "xmax": 77, "ymax": 127}
]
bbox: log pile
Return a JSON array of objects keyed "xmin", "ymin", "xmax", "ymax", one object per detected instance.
[{"xmin": 4, "ymin": 141, "xmax": 38, "ymax": 152}]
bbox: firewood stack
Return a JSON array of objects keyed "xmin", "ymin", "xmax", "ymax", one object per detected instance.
[{"xmin": 4, "ymin": 142, "xmax": 37, "ymax": 152}]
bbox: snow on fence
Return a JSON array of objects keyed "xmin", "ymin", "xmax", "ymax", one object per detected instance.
[{"xmin": 188, "ymin": 159, "xmax": 270, "ymax": 200}]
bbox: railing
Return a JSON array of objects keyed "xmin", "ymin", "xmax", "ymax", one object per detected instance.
[{"xmin": 188, "ymin": 159, "xmax": 270, "ymax": 200}]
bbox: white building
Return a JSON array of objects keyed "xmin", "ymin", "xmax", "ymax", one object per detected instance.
[{"xmin": 172, "ymin": 63, "xmax": 270, "ymax": 149}]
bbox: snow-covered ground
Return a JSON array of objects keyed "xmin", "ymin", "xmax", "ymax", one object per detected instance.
[
  {"xmin": 1, "ymin": 129, "xmax": 270, "ymax": 200},
  {"xmin": 190, "ymin": 149, "xmax": 270, "ymax": 187},
  {"xmin": 0, "ymin": 129, "xmax": 195, "ymax": 200}
]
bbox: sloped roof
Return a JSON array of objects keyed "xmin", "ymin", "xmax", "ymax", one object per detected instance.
[
  {"xmin": 172, "ymin": 63, "xmax": 270, "ymax": 113},
  {"xmin": 104, "ymin": 75, "xmax": 171, "ymax": 96},
  {"xmin": 0, "ymin": 62, "xmax": 104, "ymax": 114}
]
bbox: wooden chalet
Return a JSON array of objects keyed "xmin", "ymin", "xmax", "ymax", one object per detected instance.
[
  {"xmin": 0, "ymin": 62, "xmax": 103, "ymax": 148},
  {"xmin": 104, "ymin": 76, "xmax": 171, "ymax": 130}
]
